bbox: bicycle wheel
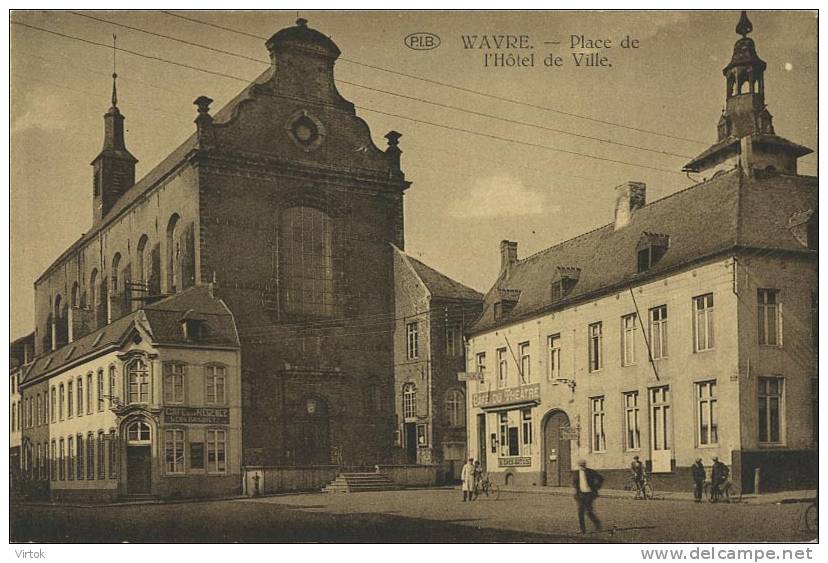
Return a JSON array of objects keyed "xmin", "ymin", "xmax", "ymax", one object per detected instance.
[
  {"xmin": 804, "ymin": 503, "xmax": 818, "ymax": 533},
  {"xmin": 642, "ymin": 482, "xmax": 653, "ymax": 500},
  {"xmin": 491, "ymin": 483, "xmax": 500, "ymax": 501},
  {"xmin": 723, "ymin": 482, "xmax": 741, "ymax": 503}
]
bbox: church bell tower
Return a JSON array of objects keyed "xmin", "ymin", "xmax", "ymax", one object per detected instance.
[{"xmin": 684, "ymin": 11, "xmax": 811, "ymax": 176}]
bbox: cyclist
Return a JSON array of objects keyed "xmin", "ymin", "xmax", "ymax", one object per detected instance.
[
  {"xmin": 630, "ymin": 455, "xmax": 647, "ymax": 498},
  {"xmin": 710, "ymin": 456, "xmax": 729, "ymax": 503}
]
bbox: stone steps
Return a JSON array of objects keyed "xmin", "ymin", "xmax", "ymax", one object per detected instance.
[{"xmin": 322, "ymin": 472, "xmax": 401, "ymax": 493}]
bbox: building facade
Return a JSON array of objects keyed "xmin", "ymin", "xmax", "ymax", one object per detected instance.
[
  {"xmin": 19, "ymin": 286, "xmax": 242, "ymax": 502},
  {"xmin": 464, "ymin": 14, "xmax": 817, "ymax": 493},
  {"xmin": 10, "ymin": 333, "xmax": 34, "ymax": 495},
  {"xmin": 393, "ymin": 247, "xmax": 483, "ymax": 480},
  {"xmin": 29, "ymin": 18, "xmax": 409, "ymax": 470}
]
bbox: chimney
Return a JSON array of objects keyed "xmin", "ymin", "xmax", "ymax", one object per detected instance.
[
  {"xmin": 500, "ymin": 240, "xmax": 518, "ymax": 272},
  {"xmin": 614, "ymin": 181, "xmax": 646, "ymax": 230}
]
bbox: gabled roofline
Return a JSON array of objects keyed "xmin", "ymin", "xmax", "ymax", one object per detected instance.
[{"xmin": 392, "ymin": 243, "xmax": 432, "ymax": 300}]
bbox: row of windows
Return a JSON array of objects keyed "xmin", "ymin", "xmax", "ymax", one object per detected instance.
[
  {"xmin": 22, "ymin": 430, "xmax": 117, "ymax": 482},
  {"xmin": 405, "ymin": 321, "xmax": 465, "ymax": 360},
  {"xmin": 37, "ymin": 361, "xmax": 230, "ymax": 428},
  {"xmin": 44, "ymin": 214, "xmax": 195, "ymax": 353},
  {"xmin": 164, "ymin": 428, "xmax": 228, "ymax": 474},
  {"xmin": 586, "ymin": 376, "xmax": 805, "ymax": 453},
  {"xmin": 402, "ymin": 384, "xmax": 466, "ymax": 427},
  {"xmin": 476, "ymin": 290, "xmax": 790, "ymax": 387}
]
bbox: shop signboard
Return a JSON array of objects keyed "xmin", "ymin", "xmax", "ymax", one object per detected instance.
[
  {"xmin": 498, "ymin": 456, "xmax": 532, "ymax": 467},
  {"xmin": 472, "ymin": 383, "xmax": 541, "ymax": 408},
  {"xmin": 457, "ymin": 371, "xmax": 485, "ymax": 381},
  {"xmin": 560, "ymin": 426, "xmax": 580, "ymax": 440},
  {"xmin": 164, "ymin": 406, "xmax": 230, "ymax": 424}
]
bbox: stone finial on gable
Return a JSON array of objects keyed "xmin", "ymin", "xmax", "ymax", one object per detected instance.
[
  {"xmin": 194, "ymin": 95, "xmax": 214, "ymax": 146},
  {"xmin": 385, "ymin": 130, "xmax": 403, "ymax": 172}
]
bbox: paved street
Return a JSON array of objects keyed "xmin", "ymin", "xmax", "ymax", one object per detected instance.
[{"xmin": 11, "ymin": 487, "xmax": 817, "ymax": 543}]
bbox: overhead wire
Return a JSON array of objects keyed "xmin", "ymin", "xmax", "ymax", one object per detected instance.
[
  {"xmin": 159, "ymin": 10, "xmax": 710, "ymax": 146},
  {"xmin": 69, "ymin": 10, "xmax": 694, "ymax": 160},
  {"xmin": 10, "ymin": 19, "xmax": 689, "ymax": 177}
]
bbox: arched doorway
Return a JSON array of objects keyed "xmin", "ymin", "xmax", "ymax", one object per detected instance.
[
  {"xmin": 542, "ymin": 410, "xmax": 572, "ymax": 487},
  {"xmin": 125, "ymin": 420, "xmax": 152, "ymax": 494}
]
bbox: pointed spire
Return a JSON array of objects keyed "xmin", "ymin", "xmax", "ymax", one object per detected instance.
[
  {"xmin": 736, "ymin": 11, "xmax": 753, "ymax": 38},
  {"xmin": 111, "ymin": 34, "xmax": 119, "ymax": 109}
]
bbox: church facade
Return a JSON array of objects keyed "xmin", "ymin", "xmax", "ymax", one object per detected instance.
[{"xmin": 29, "ymin": 18, "xmax": 409, "ymax": 471}]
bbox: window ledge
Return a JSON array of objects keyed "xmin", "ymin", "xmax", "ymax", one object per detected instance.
[{"xmin": 757, "ymin": 442, "xmax": 787, "ymax": 448}]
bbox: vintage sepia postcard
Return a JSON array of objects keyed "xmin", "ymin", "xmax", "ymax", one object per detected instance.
[{"xmin": 8, "ymin": 8, "xmax": 819, "ymax": 550}]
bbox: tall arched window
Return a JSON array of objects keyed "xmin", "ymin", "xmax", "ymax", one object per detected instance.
[
  {"xmin": 445, "ymin": 389, "xmax": 465, "ymax": 427},
  {"xmin": 111, "ymin": 253, "xmax": 121, "ymax": 295},
  {"xmin": 71, "ymin": 283, "xmax": 79, "ymax": 308},
  {"xmin": 166, "ymin": 214, "xmax": 180, "ymax": 293},
  {"xmin": 136, "ymin": 235, "xmax": 150, "ymax": 301},
  {"xmin": 127, "ymin": 359, "xmax": 149, "ymax": 404},
  {"xmin": 403, "ymin": 383, "xmax": 417, "ymax": 419},
  {"xmin": 89, "ymin": 269, "xmax": 98, "ymax": 311},
  {"xmin": 52, "ymin": 295, "xmax": 69, "ymax": 349},
  {"xmin": 278, "ymin": 206, "xmax": 334, "ymax": 316}
]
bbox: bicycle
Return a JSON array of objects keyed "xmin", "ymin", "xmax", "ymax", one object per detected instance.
[
  {"xmin": 624, "ymin": 475, "xmax": 653, "ymax": 500},
  {"xmin": 475, "ymin": 477, "xmax": 500, "ymax": 500},
  {"xmin": 804, "ymin": 500, "xmax": 817, "ymax": 534},
  {"xmin": 704, "ymin": 479, "xmax": 742, "ymax": 503}
]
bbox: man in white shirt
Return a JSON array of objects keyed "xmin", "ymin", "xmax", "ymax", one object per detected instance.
[
  {"xmin": 572, "ymin": 459, "xmax": 604, "ymax": 533},
  {"xmin": 461, "ymin": 458, "xmax": 475, "ymax": 502}
]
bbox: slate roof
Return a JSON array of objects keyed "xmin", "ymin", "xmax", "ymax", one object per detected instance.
[
  {"xmin": 21, "ymin": 286, "xmax": 239, "ymax": 386},
  {"xmin": 35, "ymin": 69, "xmax": 273, "ymax": 285},
  {"xmin": 469, "ymin": 168, "xmax": 817, "ymax": 335},
  {"xmin": 684, "ymin": 133, "xmax": 812, "ymax": 173},
  {"xmin": 393, "ymin": 246, "xmax": 483, "ymax": 302}
]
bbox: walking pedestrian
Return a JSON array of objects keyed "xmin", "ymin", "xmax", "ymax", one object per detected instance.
[
  {"xmin": 461, "ymin": 458, "xmax": 475, "ymax": 502},
  {"xmin": 572, "ymin": 459, "xmax": 604, "ymax": 534},
  {"xmin": 692, "ymin": 458, "xmax": 706, "ymax": 503}
]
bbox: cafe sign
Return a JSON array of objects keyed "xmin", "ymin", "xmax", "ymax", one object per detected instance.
[
  {"xmin": 164, "ymin": 406, "xmax": 230, "ymax": 424},
  {"xmin": 472, "ymin": 383, "xmax": 541, "ymax": 409}
]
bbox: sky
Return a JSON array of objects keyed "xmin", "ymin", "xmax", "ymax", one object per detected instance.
[{"xmin": 8, "ymin": 10, "xmax": 818, "ymax": 341}]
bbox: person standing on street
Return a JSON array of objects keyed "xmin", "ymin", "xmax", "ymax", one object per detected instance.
[
  {"xmin": 692, "ymin": 458, "xmax": 706, "ymax": 503},
  {"xmin": 710, "ymin": 456, "xmax": 729, "ymax": 503},
  {"xmin": 630, "ymin": 455, "xmax": 646, "ymax": 498},
  {"xmin": 461, "ymin": 458, "xmax": 475, "ymax": 502},
  {"xmin": 472, "ymin": 460, "xmax": 483, "ymax": 500},
  {"xmin": 572, "ymin": 459, "xmax": 604, "ymax": 534}
]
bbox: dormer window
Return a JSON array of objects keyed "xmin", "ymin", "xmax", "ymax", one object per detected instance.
[
  {"xmin": 493, "ymin": 288, "xmax": 521, "ymax": 321},
  {"xmin": 180, "ymin": 310, "xmax": 207, "ymax": 341},
  {"xmin": 550, "ymin": 267, "xmax": 581, "ymax": 302},
  {"xmin": 637, "ymin": 233, "xmax": 670, "ymax": 273}
]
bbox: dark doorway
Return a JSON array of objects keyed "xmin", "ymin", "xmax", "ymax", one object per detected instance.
[
  {"xmin": 477, "ymin": 413, "xmax": 486, "ymax": 471},
  {"xmin": 126, "ymin": 446, "xmax": 151, "ymax": 494},
  {"xmin": 404, "ymin": 422, "xmax": 417, "ymax": 464},
  {"xmin": 293, "ymin": 397, "xmax": 330, "ymax": 465},
  {"xmin": 543, "ymin": 410, "xmax": 571, "ymax": 487}
]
